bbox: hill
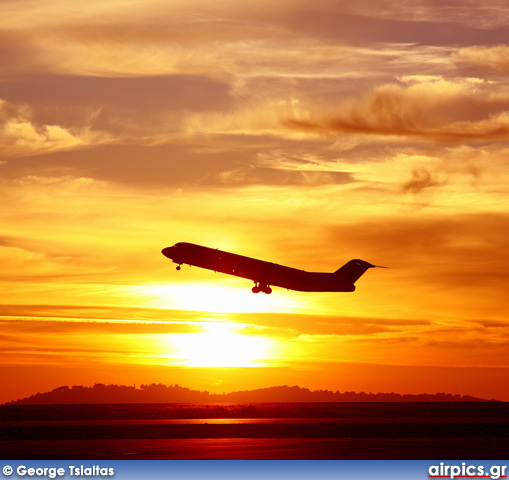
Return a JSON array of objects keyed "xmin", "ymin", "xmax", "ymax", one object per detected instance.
[{"xmin": 5, "ymin": 383, "xmax": 497, "ymax": 404}]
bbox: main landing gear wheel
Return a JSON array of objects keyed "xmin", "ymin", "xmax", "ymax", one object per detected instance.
[
  {"xmin": 252, "ymin": 283, "xmax": 272, "ymax": 294},
  {"xmin": 176, "ymin": 265, "xmax": 181, "ymax": 271}
]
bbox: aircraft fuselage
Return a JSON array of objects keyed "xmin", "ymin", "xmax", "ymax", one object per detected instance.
[{"xmin": 162, "ymin": 242, "xmax": 377, "ymax": 294}]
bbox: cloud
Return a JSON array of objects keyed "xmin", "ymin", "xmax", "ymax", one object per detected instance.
[
  {"xmin": 0, "ymin": 74, "xmax": 235, "ymax": 146},
  {"xmin": 326, "ymin": 212, "xmax": 509, "ymax": 293},
  {"xmin": 0, "ymin": 99, "xmax": 111, "ymax": 156},
  {"xmin": 0, "ymin": 75, "xmax": 233, "ymax": 113},
  {"xmin": 339, "ymin": 0, "xmax": 509, "ymax": 30},
  {"xmin": 401, "ymin": 167, "xmax": 446, "ymax": 194},
  {"xmin": 0, "ymin": 0, "xmax": 462, "ymax": 80},
  {"xmin": 457, "ymin": 44, "xmax": 509, "ymax": 74},
  {"xmin": 212, "ymin": 166, "xmax": 354, "ymax": 187},
  {"xmin": 283, "ymin": 77, "xmax": 509, "ymax": 143},
  {"xmin": 236, "ymin": 312, "xmax": 431, "ymax": 337},
  {"xmin": 0, "ymin": 236, "xmax": 115, "ymax": 282}
]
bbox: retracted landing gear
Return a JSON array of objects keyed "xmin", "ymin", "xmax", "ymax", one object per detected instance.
[{"xmin": 252, "ymin": 283, "xmax": 272, "ymax": 294}]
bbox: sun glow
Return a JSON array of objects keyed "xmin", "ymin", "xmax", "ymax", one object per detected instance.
[
  {"xmin": 124, "ymin": 283, "xmax": 307, "ymax": 314},
  {"xmin": 164, "ymin": 322, "xmax": 273, "ymax": 367}
]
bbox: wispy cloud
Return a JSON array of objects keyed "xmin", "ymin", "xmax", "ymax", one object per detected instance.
[
  {"xmin": 401, "ymin": 167, "xmax": 446, "ymax": 194},
  {"xmin": 283, "ymin": 77, "xmax": 509, "ymax": 142},
  {"xmin": 457, "ymin": 44, "xmax": 509, "ymax": 74},
  {"xmin": 0, "ymin": 99, "xmax": 111, "ymax": 155}
]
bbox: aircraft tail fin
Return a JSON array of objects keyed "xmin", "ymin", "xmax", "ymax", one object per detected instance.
[{"xmin": 335, "ymin": 259, "xmax": 382, "ymax": 284}]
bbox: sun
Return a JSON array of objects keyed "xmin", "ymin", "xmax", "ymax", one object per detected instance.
[{"xmin": 164, "ymin": 322, "xmax": 273, "ymax": 367}]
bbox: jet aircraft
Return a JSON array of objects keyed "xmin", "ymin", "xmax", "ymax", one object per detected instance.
[{"xmin": 162, "ymin": 242, "xmax": 383, "ymax": 294}]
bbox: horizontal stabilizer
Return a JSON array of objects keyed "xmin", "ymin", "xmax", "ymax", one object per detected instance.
[{"xmin": 335, "ymin": 259, "xmax": 380, "ymax": 284}]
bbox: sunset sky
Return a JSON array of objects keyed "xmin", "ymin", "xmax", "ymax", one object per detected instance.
[{"xmin": 2, "ymin": 0, "xmax": 509, "ymax": 403}]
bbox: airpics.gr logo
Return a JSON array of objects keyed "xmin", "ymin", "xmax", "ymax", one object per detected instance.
[{"xmin": 429, "ymin": 462, "xmax": 508, "ymax": 479}]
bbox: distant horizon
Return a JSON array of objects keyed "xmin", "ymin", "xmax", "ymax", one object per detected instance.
[{"xmin": 5, "ymin": 382, "xmax": 500, "ymax": 405}]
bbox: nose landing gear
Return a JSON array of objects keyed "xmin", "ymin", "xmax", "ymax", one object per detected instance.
[{"xmin": 252, "ymin": 283, "xmax": 272, "ymax": 294}]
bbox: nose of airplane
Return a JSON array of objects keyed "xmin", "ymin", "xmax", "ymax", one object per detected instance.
[{"xmin": 161, "ymin": 246, "xmax": 174, "ymax": 259}]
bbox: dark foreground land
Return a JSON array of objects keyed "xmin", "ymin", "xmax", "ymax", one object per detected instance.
[{"xmin": 1, "ymin": 403, "xmax": 508, "ymax": 459}]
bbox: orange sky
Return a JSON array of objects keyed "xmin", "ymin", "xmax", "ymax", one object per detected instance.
[{"xmin": 2, "ymin": 0, "xmax": 509, "ymax": 403}]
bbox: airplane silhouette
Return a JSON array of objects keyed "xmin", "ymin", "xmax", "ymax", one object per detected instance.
[{"xmin": 162, "ymin": 242, "xmax": 384, "ymax": 294}]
